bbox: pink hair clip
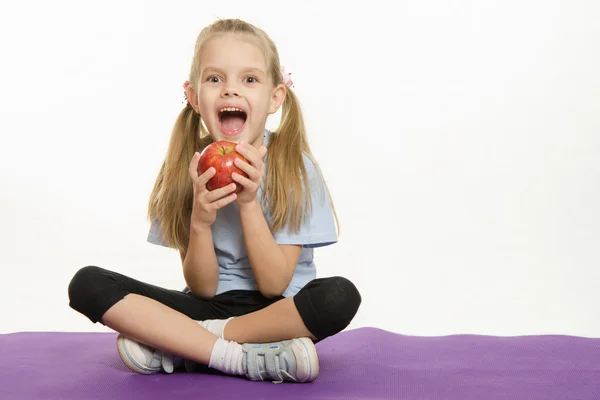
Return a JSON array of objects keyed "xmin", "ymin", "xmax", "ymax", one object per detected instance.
[{"xmin": 280, "ymin": 66, "xmax": 293, "ymax": 88}]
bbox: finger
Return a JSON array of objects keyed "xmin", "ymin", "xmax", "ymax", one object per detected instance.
[
  {"xmin": 188, "ymin": 152, "xmax": 201, "ymax": 180},
  {"xmin": 232, "ymin": 171, "xmax": 257, "ymax": 189},
  {"xmin": 259, "ymin": 145, "xmax": 267, "ymax": 158},
  {"xmin": 234, "ymin": 158, "xmax": 261, "ymax": 181},
  {"xmin": 204, "ymin": 183, "xmax": 237, "ymax": 203},
  {"xmin": 235, "ymin": 143, "xmax": 261, "ymax": 166},
  {"xmin": 210, "ymin": 192, "xmax": 237, "ymax": 210},
  {"xmin": 195, "ymin": 167, "xmax": 216, "ymax": 191}
]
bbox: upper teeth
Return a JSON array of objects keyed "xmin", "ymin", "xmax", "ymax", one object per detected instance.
[{"xmin": 221, "ymin": 107, "xmax": 243, "ymax": 112}]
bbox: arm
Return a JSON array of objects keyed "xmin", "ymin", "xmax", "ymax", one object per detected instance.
[
  {"xmin": 180, "ymin": 151, "xmax": 239, "ymax": 299},
  {"xmin": 180, "ymin": 224, "xmax": 220, "ymax": 299},
  {"xmin": 239, "ymin": 199, "xmax": 302, "ymax": 298}
]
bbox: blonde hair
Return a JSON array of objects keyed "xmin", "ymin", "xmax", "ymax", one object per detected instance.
[{"xmin": 147, "ymin": 18, "xmax": 338, "ymax": 251}]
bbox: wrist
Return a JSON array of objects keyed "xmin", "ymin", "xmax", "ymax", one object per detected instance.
[
  {"xmin": 190, "ymin": 221, "xmax": 212, "ymax": 236},
  {"xmin": 238, "ymin": 198, "xmax": 261, "ymax": 214}
]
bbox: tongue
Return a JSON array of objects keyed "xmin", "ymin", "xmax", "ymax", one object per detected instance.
[{"xmin": 221, "ymin": 114, "xmax": 245, "ymax": 133}]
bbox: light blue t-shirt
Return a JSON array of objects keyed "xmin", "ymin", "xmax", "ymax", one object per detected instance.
[{"xmin": 147, "ymin": 129, "xmax": 338, "ymax": 297}]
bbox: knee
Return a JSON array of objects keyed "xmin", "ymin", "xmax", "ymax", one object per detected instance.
[
  {"xmin": 297, "ymin": 276, "xmax": 362, "ymax": 339},
  {"xmin": 323, "ymin": 276, "xmax": 362, "ymax": 319},
  {"xmin": 68, "ymin": 265, "xmax": 104, "ymax": 307}
]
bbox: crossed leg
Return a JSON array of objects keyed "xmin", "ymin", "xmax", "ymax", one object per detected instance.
[
  {"xmin": 102, "ymin": 293, "xmax": 220, "ymax": 365},
  {"xmin": 223, "ymin": 297, "xmax": 316, "ymax": 343},
  {"xmin": 69, "ymin": 266, "xmax": 360, "ymax": 368}
]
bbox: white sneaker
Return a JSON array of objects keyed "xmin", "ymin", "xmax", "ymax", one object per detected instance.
[{"xmin": 243, "ymin": 337, "xmax": 319, "ymax": 383}]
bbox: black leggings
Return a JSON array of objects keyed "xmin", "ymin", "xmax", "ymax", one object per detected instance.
[{"xmin": 68, "ymin": 266, "xmax": 361, "ymax": 341}]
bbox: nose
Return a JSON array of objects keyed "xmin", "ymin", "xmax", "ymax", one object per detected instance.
[{"xmin": 221, "ymin": 85, "xmax": 240, "ymax": 98}]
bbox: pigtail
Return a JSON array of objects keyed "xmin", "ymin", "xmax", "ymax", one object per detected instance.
[
  {"xmin": 147, "ymin": 103, "xmax": 211, "ymax": 252},
  {"xmin": 265, "ymin": 87, "xmax": 338, "ymax": 235},
  {"xmin": 264, "ymin": 88, "xmax": 311, "ymax": 234}
]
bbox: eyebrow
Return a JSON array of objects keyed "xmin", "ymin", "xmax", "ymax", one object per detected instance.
[{"xmin": 201, "ymin": 66, "xmax": 267, "ymax": 76}]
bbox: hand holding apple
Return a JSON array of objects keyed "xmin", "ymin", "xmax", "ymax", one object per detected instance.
[
  {"xmin": 230, "ymin": 141, "xmax": 268, "ymax": 206},
  {"xmin": 188, "ymin": 143, "xmax": 243, "ymax": 228}
]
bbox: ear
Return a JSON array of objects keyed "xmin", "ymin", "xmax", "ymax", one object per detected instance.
[
  {"xmin": 186, "ymin": 83, "xmax": 199, "ymax": 113},
  {"xmin": 268, "ymin": 83, "xmax": 286, "ymax": 115}
]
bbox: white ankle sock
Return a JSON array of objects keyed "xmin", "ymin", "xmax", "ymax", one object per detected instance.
[
  {"xmin": 208, "ymin": 338, "xmax": 244, "ymax": 376},
  {"xmin": 198, "ymin": 317, "xmax": 234, "ymax": 339}
]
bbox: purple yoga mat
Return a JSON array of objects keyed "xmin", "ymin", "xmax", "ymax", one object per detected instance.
[{"xmin": 1, "ymin": 327, "xmax": 599, "ymax": 399}]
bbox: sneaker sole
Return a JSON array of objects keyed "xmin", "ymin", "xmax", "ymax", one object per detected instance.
[
  {"xmin": 116, "ymin": 334, "xmax": 160, "ymax": 375},
  {"xmin": 293, "ymin": 337, "xmax": 320, "ymax": 382}
]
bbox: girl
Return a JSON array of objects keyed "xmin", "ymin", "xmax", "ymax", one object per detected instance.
[{"xmin": 68, "ymin": 18, "xmax": 361, "ymax": 383}]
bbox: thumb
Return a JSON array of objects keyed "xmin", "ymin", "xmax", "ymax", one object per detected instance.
[
  {"xmin": 259, "ymin": 145, "xmax": 267, "ymax": 158},
  {"xmin": 189, "ymin": 151, "xmax": 200, "ymax": 180}
]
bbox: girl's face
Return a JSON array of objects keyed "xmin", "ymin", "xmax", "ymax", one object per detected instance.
[{"xmin": 191, "ymin": 33, "xmax": 286, "ymax": 149}]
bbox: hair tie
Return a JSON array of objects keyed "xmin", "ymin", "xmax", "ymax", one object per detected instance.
[{"xmin": 280, "ymin": 66, "xmax": 293, "ymax": 88}]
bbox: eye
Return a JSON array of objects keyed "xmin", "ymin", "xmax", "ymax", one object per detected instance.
[
  {"xmin": 207, "ymin": 75, "xmax": 221, "ymax": 83},
  {"xmin": 245, "ymin": 76, "xmax": 258, "ymax": 84}
]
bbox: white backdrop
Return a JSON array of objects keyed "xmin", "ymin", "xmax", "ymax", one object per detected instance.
[{"xmin": 1, "ymin": 0, "xmax": 599, "ymax": 337}]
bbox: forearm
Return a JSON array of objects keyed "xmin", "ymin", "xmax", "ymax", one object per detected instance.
[
  {"xmin": 182, "ymin": 224, "xmax": 219, "ymax": 299},
  {"xmin": 239, "ymin": 199, "xmax": 290, "ymax": 297}
]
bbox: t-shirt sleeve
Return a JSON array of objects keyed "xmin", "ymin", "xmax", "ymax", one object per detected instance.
[
  {"xmin": 147, "ymin": 217, "xmax": 170, "ymax": 248},
  {"xmin": 272, "ymin": 155, "xmax": 338, "ymax": 248}
]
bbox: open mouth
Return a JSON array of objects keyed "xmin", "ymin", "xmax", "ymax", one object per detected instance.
[{"xmin": 218, "ymin": 107, "xmax": 247, "ymax": 136}]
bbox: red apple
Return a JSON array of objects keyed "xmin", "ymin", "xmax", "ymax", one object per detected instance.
[{"xmin": 197, "ymin": 140, "xmax": 249, "ymax": 193}]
